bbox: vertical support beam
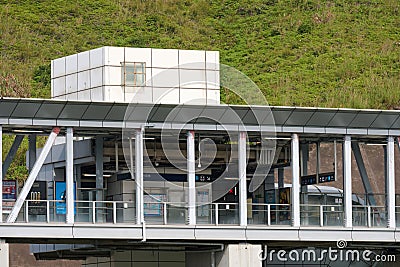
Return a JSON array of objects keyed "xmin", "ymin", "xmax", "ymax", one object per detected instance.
[
  {"xmin": 28, "ymin": 134, "xmax": 37, "ymax": 172},
  {"xmin": 7, "ymin": 128, "xmax": 60, "ymax": 223},
  {"xmin": 386, "ymin": 136, "xmax": 395, "ymax": 228},
  {"xmin": 66, "ymin": 128, "xmax": 74, "ymax": 224},
  {"xmin": 238, "ymin": 131, "xmax": 247, "ymax": 227},
  {"xmin": 0, "ymin": 126, "xmax": 2, "ymax": 223},
  {"xmin": 187, "ymin": 130, "xmax": 196, "ymax": 225},
  {"xmin": 2, "ymin": 135, "xmax": 24, "ymax": 179},
  {"xmin": 136, "ymin": 129, "xmax": 144, "ymax": 224},
  {"xmin": 95, "ymin": 136, "xmax": 103, "ymax": 202},
  {"xmin": 343, "ymin": 135, "xmax": 352, "ymax": 228},
  {"xmin": 278, "ymin": 168, "xmax": 284, "ymax": 188},
  {"xmin": 115, "ymin": 141, "xmax": 119, "ymax": 172},
  {"xmin": 300, "ymin": 143, "xmax": 309, "ymax": 225},
  {"xmin": 291, "ymin": 134, "xmax": 300, "ymax": 227}
]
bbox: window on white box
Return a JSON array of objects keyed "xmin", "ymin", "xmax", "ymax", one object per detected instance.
[{"xmin": 122, "ymin": 62, "xmax": 145, "ymax": 86}]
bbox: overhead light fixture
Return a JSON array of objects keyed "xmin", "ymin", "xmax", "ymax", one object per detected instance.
[
  {"xmin": 83, "ymin": 173, "xmax": 112, "ymax": 178},
  {"xmin": 13, "ymin": 129, "xmax": 44, "ymax": 134}
]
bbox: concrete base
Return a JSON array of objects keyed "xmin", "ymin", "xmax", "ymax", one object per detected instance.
[
  {"xmin": 216, "ymin": 244, "xmax": 261, "ymax": 267},
  {"xmin": 0, "ymin": 240, "xmax": 9, "ymax": 267}
]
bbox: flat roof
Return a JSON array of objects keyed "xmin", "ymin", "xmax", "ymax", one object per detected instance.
[{"xmin": 1, "ymin": 97, "xmax": 399, "ymax": 136}]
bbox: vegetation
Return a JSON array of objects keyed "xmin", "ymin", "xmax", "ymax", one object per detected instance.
[{"xmin": 0, "ymin": 0, "xmax": 399, "ymax": 179}]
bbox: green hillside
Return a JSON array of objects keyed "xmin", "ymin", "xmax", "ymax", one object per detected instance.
[{"xmin": 1, "ymin": 0, "xmax": 400, "ymax": 109}]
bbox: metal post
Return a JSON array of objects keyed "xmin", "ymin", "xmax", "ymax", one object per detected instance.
[
  {"xmin": 386, "ymin": 136, "xmax": 396, "ymax": 228},
  {"xmin": 267, "ymin": 204, "xmax": 271, "ymax": 226},
  {"xmin": 28, "ymin": 134, "xmax": 37, "ymax": 172},
  {"xmin": 136, "ymin": 128, "xmax": 144, "ymax": 224},
  {"xmin": 66, "ymin": 128, "xmax": 74, "ymax": 224},
  {"xmin": 46, "ymin": 201, "xmax": 50, "ymax": 223},
  {"xmin": 25, "ymin": 201, "xmax": 29, "ymax": 223},
  {"xmin": 115, "ymin": 141, "xmax": 119, "ymax": 172},
  {"xmin": 163, "ymin": 202, "xmax": 167, "ymax": 225},
  {"xmin": 300, "ymin": 143, "xmax": 309, "ymax": 225},
  {"xmin": 113, "ymin": 202, "xmax": 117, "ymax": 224},
  {"xmin": 238, "ymin": 131, "xmax": 247, "ymax": 226},
  {"xmin": 92, "ymin": 201, "xmax": 96, "ymax": 223},
  {"xmin": 319, "ymin": 205, "xmax": 324, "ymax": 227},
  {"xmin": 7, "ymin": 128, "xmax": 60, "ymax": 223},
  {"xmin": 187, "ymin": 130, "xmax": 196, "ymax": 225},
  {"xmin": 291, "ymin": 134, "xmax": 300, "ymax": 227},
  {"xmin": 215, "ymin": 203, "xmax": 219, "ymax": 226},
  {"xmin": 343, "ymin": 135, "xmax": 352, "ymax": 228}
]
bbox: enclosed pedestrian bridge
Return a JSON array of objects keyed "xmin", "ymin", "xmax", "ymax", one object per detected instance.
[{"xmin": 0, "ymin": 97, "xmax": 399, "ymax": 247}]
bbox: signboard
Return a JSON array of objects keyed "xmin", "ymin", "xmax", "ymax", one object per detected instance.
[
  {"xmin": 3, "ymin": 180, "xmax": 17, "ymax": 211},
  {"xmin": 55, "ymin": 182, "xmax": 76, "ymax": 215},
  {"xmin": 301, "ymin": 172, "xmax": 335, "ymax": 186},
  {"xmin": 144, "ymin": 194, "xmax": 166, "ymax": 216},
  {"xmin": 28, "ymin": 181, "xmax": 47, "ymax": 215}
]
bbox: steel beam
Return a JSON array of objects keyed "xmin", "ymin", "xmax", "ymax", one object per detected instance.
[
  {"xmin": 238, "ymin": 131, "xmax": 247, "ymax": 227},
  {"xmin": 136, "ymin": 129, "xmax": 144, "ymax": 224},
  {"xmin": 291, "ymin": 134, "xmax": 300, "ymax": 227},
  {"xmin": 66, "ymin": 128, "xmax": 74, "ymax": 224},
  {"xmin": 343, "ymin": 135, "xmax": 352, "ymax": 228},
  {"xmin": 187, "ymin": 130, "xmax": 196, "ymax": 225},
  {"xmin": 386, "ymin": 137, "xmax": 395, "ymax": 228},
  {"xmin": 7, "ymin": 128, "xmax": 60, "ymax": 223},
  {"xmin": 351, "ymin": 142, "xmax": 377, "ymax": 206},
  {"xmin": 2, "ymin": 135, "xmax": 24, "ymax": 179}
]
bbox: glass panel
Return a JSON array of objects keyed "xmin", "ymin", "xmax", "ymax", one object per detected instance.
[
  {"xmin": 218, "ymin": 203, "xmax": 239, "ymax": 225},
  {"xmin": 116, "ymin": 202, "xmax": 135, "ymax": 223}
]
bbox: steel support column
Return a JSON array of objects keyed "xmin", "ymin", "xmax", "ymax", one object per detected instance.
[
  {"xmin": 7, "ymin": 128, "xmax": 60, "ymax": 223},
  {"xmin": 95, "ymin": 136, "xmax": 103, "ymax": 202},
  {"xmin": 136, "ymin": 129, "xmax": 144, "ymax": 225},
  {"xmin": 28, "ymin": 134, "xmax": 37, "ymax": 172},
  {"xmin": 291, "ymin": 134, "xmax": 300, "ymax": 227},
  {"xmin": 2, "ymin": 135, "xmax": 24, "ymax": 179},
  {"xmin": 66, "ymin": 128, "xmax": 74, "ymax": 224},
  {"xmin": 238, "ymin": 131, "xmax": 247, "ymax": 227},
  {"xmin": 343, "ymin": 135, "xmax": 352, "ymax": 228},
  {"xmin": 187, "ymin": 130, "xmax": 196, "ymax": 225},
  {"xmin": 386, "ymin": 136, "xmax": 395, "ymax": 228}
]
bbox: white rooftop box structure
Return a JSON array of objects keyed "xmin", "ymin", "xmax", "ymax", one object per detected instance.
[{"xmin": 51, "ymin": 46, "xmax": 220, "ymax": 104}]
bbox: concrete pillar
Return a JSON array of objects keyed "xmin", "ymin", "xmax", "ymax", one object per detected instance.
[
  {"xmin": 386, "ymin": 136, "xmax": 395, "ymax": 228},
  {"xmin": 187, "ymin": 130, "xmax": 196, "ymax": 225},
  {"xmin": 0, "ymin": 240, "xmax": 9, "ymax": 267},
  {"xmin": 238, "ymin": 131, "xmax": 247, "ymax": 227},
  {"xmin": 66, "ymin": 128, "xmax": 74, "ymax": 224},
  {"xmin": 135, "ymin": 129, "xmax": 144, "ymax": 225},
  {"xmin": 216, "ymin": 244, "xmax": 261, "ymax": 267},
  {"xmin": 291, "ymin": 134, "xmax": 300, "ymax": 227},
  {"xmin": 343, "ymin": 135, "xmax": 352, "ymax": 228}
]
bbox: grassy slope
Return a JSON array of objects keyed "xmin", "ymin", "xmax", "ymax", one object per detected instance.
[{"xmin": 0, "ymin": 0, "xmax": 399, "ymax": 179}]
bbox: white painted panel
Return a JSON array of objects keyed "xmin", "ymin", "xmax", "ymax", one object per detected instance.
[
  {"xmin": 153, "ymin": 87, "xmax": 179, "ymax": 104},
  {"xmin": 152, "ymin": 49, "xmax": 179, "ymax": 68},
  {"xmin": 52, "ymin": 95, "xmax": 65, "ymax": 100},
  {"xmin": 152, "ymin": 68, "xmax": 179, "ymax": 88},
  {"xmin": 65, "ymin": 54, "xmax": 78, "ymax": 75},
  {"xmin": 180, "ymin": 69, "xmax": 206, "ymax": 89},
  {"xmin": 104, "ymin": 46, "xmax": 124, "ymax": 66},
  {"xmin": 104, "ymin": 86, "xmax": 124, "ymax": 102},
  {"xmin": 207, "ymin": 89, "xmax": 220, "ymax": 105},
  {"xmin": 51, "ymin": 79, "xmax": 54, "ymax": 97},
  {"xmin": 77, "ymin": 51, "xmax": 90, "ymax": 72},
  {"xmin": 180, "ymin": 89, "xmax": 207, "ymax": 105},
  {"xmin": 179, "ymin": 50, "xmax": 205, "ymax": 69},
  {"xmin": 91, "ymin": 87, "xmax": 104, "ymax": 101},
  {"xmin": 67, "ymin": 92, "xmax": 78, "ymax": 101},
  {"xmin": 53, "ymin": 77, "xmax": 66, "ymax": 96},
  {"xmin": 90, "ymin": 47, "xmax": 104, "ymax": 68},
  {"xmin": 125, "ymin": 47, "xmax": 152, "ymax": 67},
  {"xmin": 53, "ymin": 58, "xmax": 66, "ymax": 78},
  {"xmin": 125, "ymin": 86, "xmax": 153, "ymax": 103},
  {"xmin": 78, "ymin": 89, "xmax": 91, "ymax": 101},
  {"xmin": 206, "ymin": 51, "xmax": 219, "ymax": 70},
  {"xmin": 77, "ymin": 70, "xmax": 90, "ymax": 91},
  {"xmin": 90, "ymin": 67, "xmax": 103, "ymax": 88},
  {"xmin": 66, "ymin": 74, "xmax": 77, "ymax": 94},
  {"xmin": 206, "ymin": 70, "xmax": 220, "ymax": 89},
  {"xmin": 104, "ymin": 66, "xmax": 122, "ymax": 86}
]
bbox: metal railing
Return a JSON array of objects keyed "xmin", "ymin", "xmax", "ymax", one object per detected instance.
[
  {"xmin": 353, "ymin": 205, "xmax": 386, "ymax": 227},
  {"xmin": 300, "ymin": 204, "xmax": 344, "ymax": 227}
]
